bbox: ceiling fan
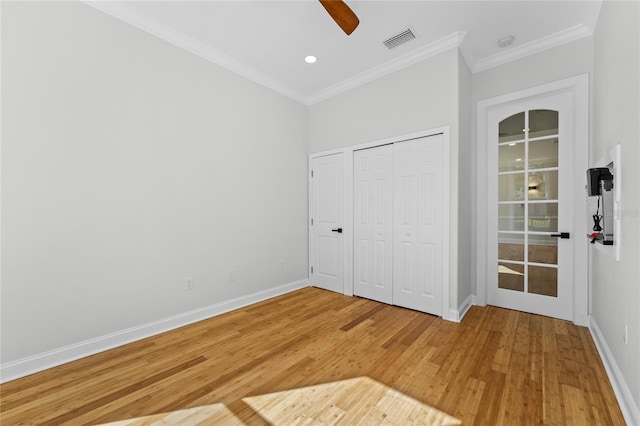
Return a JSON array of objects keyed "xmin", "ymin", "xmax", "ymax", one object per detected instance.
[{"xmin": 319, "ymin": 0, "xmax": 360, "ymax": 35}]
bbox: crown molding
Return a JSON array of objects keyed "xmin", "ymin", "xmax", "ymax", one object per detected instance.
[
  {"xmin": 471, "ymin": 24, "xmax": 593, "ymax": 73},
  {"xmin": 83, "ymin": 1, "xmax": 308, "ymax": 104},
  {"xmin": 86, "ymin": 1, "xmax": 465, "ymax": 106},
  {"xmin": 306, "ymin": 31, "xmax": 467, "ymax": 105},
  {"xmin": 83, "ymin": 1, "xmax": 594, "ymax": 104},
  {"xmin": 457, "ymin": 32, "xmax": 476, "ymax": 73}
]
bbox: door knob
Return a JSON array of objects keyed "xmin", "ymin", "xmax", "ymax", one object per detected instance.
[{"xmin": 332, "ymin": 228, "xmax": 343, "ymax": 233}]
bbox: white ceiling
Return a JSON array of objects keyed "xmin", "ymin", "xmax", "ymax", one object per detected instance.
[{"xmin": 89, "ymin": 1, "xmax": 603, "ymax": 104}]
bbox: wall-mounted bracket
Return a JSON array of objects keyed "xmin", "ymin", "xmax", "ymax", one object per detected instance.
[{"xmin": 587, "ymin": 144, "xmax": 620, "ymax": 260}]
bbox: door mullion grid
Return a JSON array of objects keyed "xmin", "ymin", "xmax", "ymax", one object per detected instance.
[
  {"xmin": 529, "ymin": 261, "xmax": 558, "ymax": 269},
  {"xmin": 529, "ymin": 134, "xmax": 559, "ymax": 143}
]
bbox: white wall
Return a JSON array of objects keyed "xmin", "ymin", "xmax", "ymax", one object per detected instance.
[
  {"xmin": 1, "ymin": 2, "xmax": 308, "ymax": 363},
  {"xmin": 308, "ymin": 50, "xmax": 459, "ymax": 153},
  {"xmin": 592, "ymin": 0, "xmax": 640, "ymax": 420},
  {"xmin": 457, "ymin": 51, "xmax": 473, "ymax": 309},
  {"xmin": 472, "ymin": 37, "xmax": 594, "ymax": 103},
  {"xmin": 308, "ymin": 49, "xmax": 462, "ymax": 312}
]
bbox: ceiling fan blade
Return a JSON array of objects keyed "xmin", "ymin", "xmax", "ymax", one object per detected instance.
[{"xmin": 319, "ymin": 0, "xmax": 360, "ymax": 35}]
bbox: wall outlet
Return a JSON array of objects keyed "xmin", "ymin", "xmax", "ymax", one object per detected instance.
[
  {"xmin": 228, "ymin": 269, "xmax": 236, "ymax": 283},
  {"xmin": 279, "ymin": 259, "xmax": 285, "ymax": 270},
  {"xmin": 623, "ymin": 325, "xmax": 628, "ymax": 344},
  {"xmin": 185, "ymin": 277, "xmax": 193, "ymax": 291}
]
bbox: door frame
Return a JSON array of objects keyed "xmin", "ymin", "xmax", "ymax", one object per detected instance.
[
  {"xmin": 476, "ymin": 74, "xmax": 589, "ymax": 326},
  {"xmin": 309, "ymin": 126, "xmax": 452, "ymax": 320}
]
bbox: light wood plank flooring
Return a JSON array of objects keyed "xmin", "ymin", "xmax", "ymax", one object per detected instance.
[{"xmin": 0, "ymin": 287, "xmax": 624, "ymax": 425}]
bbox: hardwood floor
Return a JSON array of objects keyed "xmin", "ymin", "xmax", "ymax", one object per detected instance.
[{"xmin": 0, "ymin": 287, "xmax": 624, "ymax": 425}]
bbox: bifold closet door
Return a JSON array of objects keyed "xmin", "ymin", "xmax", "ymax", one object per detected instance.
[
  {"xmin": 353, "ymin": 145, "xmax": 393, "ymax": 304},
  {"xmin": 393, "ymin": 135, "xmax": 444, "ymax": 316}
]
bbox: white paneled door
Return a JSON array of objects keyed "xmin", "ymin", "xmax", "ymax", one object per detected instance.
[
  {"xmin": 393, "ymin": 135, "xmax": 444, "ymax": 315},
  {"xmin": 310, "ymin": 153, "xmax": 344, "ymax": 294},
  {"xmin": 353, "ymin": 145, "xmax": 393, "ymax": 304}
]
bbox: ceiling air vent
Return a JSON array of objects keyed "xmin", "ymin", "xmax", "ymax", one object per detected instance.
[{"xmin": 383, "ymin": 28, "xmax": 416, "ymax": 50}]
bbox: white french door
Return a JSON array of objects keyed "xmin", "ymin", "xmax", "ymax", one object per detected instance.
[
  {"xmin": 310, "ymin": 153, "xmax": 344, "ymax": 294},
  {"xmin": 487, "ymin": 91, "xmax": 575, "ymax": 320},
  {"xmin": 353, "ymin": 145, "xmax": 393, "ymax": 304}
]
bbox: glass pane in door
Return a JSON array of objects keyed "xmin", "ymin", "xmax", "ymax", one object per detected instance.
[
  {"xmin": 498, "ymin": 112, "xmax": 525, "ymax": 142},
  {"xmin": 528, "ymin": 171, "xmax": 558, "ymax": 200},
  {"xmin": 529, "ymin": 138, "xmax": 558, "ymax": 169},
  {"xmin": 499, "ymin": 143, "xmax": 525, "ymax": 171},
  {"xmin": 528, "ymin": 235, "xmax": 558, "ymax": 264},
  {"xmin": 529, "ymin": 110, "xmax": 558, "ymax": 138},
  {"xmin": 528, "ymin": 265, "xmax": 558, "ymax": 296},
  {"xmin": 498, "ymin": 110, "xmax": 560, "ymax": 297},
  {"xmin": 499, "ymin": 262, "xmax": 524, "ymax": 291},
  {"xmin": 528, "ymin": 203, "xmax": 558, "ymax": 232},
  {"xmin": 498, "ymin": 204, "xmax": 524, "ymax": 231},
  {"xmin": 498, "ymin": 174, "xmax": 525, "ymax": 201},
  {"xmin": 498, "ymin": 233, "xmax": 524, "ymax": 261}
]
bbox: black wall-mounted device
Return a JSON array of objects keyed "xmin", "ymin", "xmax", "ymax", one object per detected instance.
[{"xmin": 587, "ymin": 167, "xmax": 613, "ymax": 196}]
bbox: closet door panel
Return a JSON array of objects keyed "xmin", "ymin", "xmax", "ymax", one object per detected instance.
[
  {"xmin": 419, "ymin": 243, "xmax": 435, "ymax": 296},
  {"xmin": 353, "ymin": 145, "xmax": 393, "ymax": 304},
  {"xmin": 393, "ymin": 135, "xmax": 443, "ymax": 315}
]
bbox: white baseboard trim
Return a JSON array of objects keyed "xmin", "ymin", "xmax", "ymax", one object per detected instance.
[
  {"xmin": 0, "ymin": 279, "xmax": 309, "ymax": 384},
  {"xmin": 448, "ymin": 294, "xmax": 476, "ymax": 323},
  {"xmin": 589, "ymin": 317, "xmax": 640, "ymax": 426}
]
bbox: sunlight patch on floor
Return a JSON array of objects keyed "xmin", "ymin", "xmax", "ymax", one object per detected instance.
[
  {"xmin": 100, "ymin": 377, "xmax": 460, "ymax": 425},
  {"xmin": 243, "ymin": 376, "xmax": 461, "ymax": 425},
  {"xmin": 100, "ymin": 402, "xmax": 242, "ymax": 425}
]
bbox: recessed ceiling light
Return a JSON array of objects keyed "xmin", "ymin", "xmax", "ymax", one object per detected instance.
[
  {"xmin": 498, "ymin": 35, "xmax": 515, "ymax": 49},
  {"xmin": 516, "ymin": 158, "xmax": 522, "ymax": 162},
  {"xmin": 304, "ymin": 55, "xmax": 317, "ymax": 64}
]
